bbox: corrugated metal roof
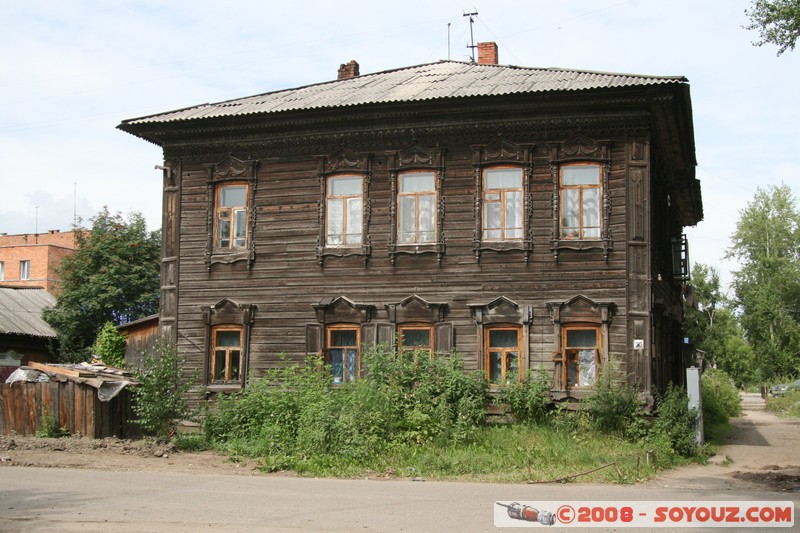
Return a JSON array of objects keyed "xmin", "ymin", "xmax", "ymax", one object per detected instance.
[
  {"xmin": 121, "ymin": 61, "xmax": 688, "ymax": 126},
  {"xmin": 0, "ymin": 287, "xmax": 57, "ymax": 338}
]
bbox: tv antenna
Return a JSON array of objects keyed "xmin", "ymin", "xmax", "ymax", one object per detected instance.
[{"xmin": 463, "ymin": 11, "xmax": 478, "ymax": 62}]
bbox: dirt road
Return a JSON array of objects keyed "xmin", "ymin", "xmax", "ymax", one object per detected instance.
[{"xmin": 0, "ymin": 393, "xmax": 797, "ymax": 532}]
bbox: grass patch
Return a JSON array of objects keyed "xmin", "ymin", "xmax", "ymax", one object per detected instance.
[{"xmin": 766, "ymin": 389, "xmax": 800, "ymax": 417}]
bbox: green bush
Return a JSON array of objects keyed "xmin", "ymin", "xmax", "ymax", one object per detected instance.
[
  {"xmin": 498, "ymin": 366, "xmax": 552, "ymax": 424},
  {"xmin": 702, "ymin": 369, "xmax": 742, "ymax": 426},
  {"xmin": 202, "ymin": 347, "xmax": 488, "ymax": 466},
  {"xmin": 92, "ymin": 321, "xmax": 127, "ymax": 368},
  {"xmin": 583, "ymin": 364, "xmax": 645, "ymax": 438},
  {"xmin": 651, "ymin": 384, "xmax": 698, "ymax": 458},
  {"xmin": 132, "ymin": 339, "xmax": 194, "ymax": 439},
  {"xmin": 766, "ymin": 389, "xmax": 800, "ymax": 417}
]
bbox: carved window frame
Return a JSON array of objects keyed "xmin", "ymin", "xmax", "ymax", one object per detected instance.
[
  {"xmin": 386, "ymin": 145, "xmax": 446, "ymax": 265},
  {"xmin": 548, "ymin": 135, "xmax": 612, "ymax": 262},
  {"xmin": 316, "ymin": 147, "xmax": 372, "ymax": 266},
  {"xmin": 471, "ymin": 138, "xmax": 535, "ymax": 262},
  {"xmin": 468, "ymin": 296, "xmax": 533, "ymax": 386},
  {"xmin": 308, "ymin": 296, "xmax": 377, "ymax": 384},
  {"xmin": 547, "ymin": 295, "xmax": 614, "ymax": 394},
  {"xmin": 385, "ymin": 295, "xmax": 452, "ymax": 355},
  {"xmin": 202, "ymin": 298, "xmax": 257, "ymax": 392},
  {"xmin": 204, "ymin": 155, "xmax": 258, "ymax": 270}
]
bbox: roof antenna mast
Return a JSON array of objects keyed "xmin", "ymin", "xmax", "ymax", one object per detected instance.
[{"xmin": 463, "ymin": 11, "xmax": 478, "ymax": 62}]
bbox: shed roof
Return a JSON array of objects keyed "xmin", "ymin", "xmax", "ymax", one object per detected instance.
[
  {"xmin": 0, "ymin": 286, "xmax": 57, "ymax": 339},
  {"xmin": 120, "ymin": 60, "xmax": 688, "ymax": 127}
]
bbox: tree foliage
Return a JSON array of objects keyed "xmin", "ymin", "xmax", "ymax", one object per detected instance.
[
  {"xmin": 683, "ymin": 263, "xmax": 755, "ymax": 385},
  {"xmin": 92, "ymin": 321, "xmax": 127, "ymax": 368},
  {"xmin": 43, "ymin": 208, "xmax": 161, "ymax": 362},
  {"xmin": 727, "ymin": 184, "xmax": 800, "ymax": 380},
  {"xmin": 744, "ymin": 0, "xmax": 800, "ymax": 55}
]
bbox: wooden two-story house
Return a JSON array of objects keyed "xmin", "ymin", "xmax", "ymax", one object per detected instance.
[{"xmin": 118, "ymin": 43, "xmax": 702, "ymax": 403}]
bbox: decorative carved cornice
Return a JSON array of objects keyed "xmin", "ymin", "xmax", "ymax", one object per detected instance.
[{"xmin": 162, "ymin": 114, "xmax": 650, "ymax": 161}]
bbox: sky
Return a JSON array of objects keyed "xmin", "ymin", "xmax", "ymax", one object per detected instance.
[{"xmin": 2, "ymin": 0, "xmax": 799, "ymax": 292}]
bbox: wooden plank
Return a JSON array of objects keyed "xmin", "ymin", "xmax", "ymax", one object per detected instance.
[{"xmin": 28, "ymin": 362, "xmax": 95, "ymax": 379}]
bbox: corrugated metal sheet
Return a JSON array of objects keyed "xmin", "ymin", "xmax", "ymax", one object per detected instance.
[
  {"xmin": 121, "ymin": 61, "xmax": 688, "ymax": 126},
  {"xmin": 0, "ymin": 287, "xmax": 57, "ymax": 338}
]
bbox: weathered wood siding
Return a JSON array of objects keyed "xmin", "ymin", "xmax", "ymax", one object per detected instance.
[
  {"xmin": 0, "ymin": 381, "xmax": 137, "ymax": 438},
  {"xmin": 166, "ymin": 128, "xmax": 664, "ymax": 400}
]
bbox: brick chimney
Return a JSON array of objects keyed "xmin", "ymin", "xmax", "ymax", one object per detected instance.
[
  {"xmin": 477, "ymin": 42, "xmax": 498, "ymax": 65},
  {"xmin": 337, "ymin": 60, "xmax": 360, "ymax": 80}
]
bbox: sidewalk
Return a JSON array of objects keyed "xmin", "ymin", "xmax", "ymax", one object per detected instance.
[{"xmin": 643, "ymin": 392, "xmax": 800, "ymax": 493}]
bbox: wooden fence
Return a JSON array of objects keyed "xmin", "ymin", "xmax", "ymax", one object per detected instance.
[{"xmin": 0, "ymin": 381, "xmax": 138, "ymax": 438}]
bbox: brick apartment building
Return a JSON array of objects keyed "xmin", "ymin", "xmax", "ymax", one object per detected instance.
[{"xmin": 0, "ymin": 230, "xmax": 81, "ymax": 294}]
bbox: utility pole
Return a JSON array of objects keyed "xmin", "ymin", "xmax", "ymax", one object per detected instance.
[{"xmin": 463, "ymin": 11, "xmax": 478, "ymax": 62}]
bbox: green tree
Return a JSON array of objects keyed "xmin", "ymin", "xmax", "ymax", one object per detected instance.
[
  {"xmin": 744, "ymin": 0, "xmax": 800, "ymax": 56},
  {"xmin": 43, "ymin": 208, "xmax": 161, "ymax": 362},
  {"xmin": 727, "ymin": 184, "xmax": 800, "ymax": 380},
  {"xmin": 92, "ymin": 321, "xmax": 127, "ymax": 368},
  {"xmin": 683, "ymin": 264, "xmax": 755, "ymax": 385}
]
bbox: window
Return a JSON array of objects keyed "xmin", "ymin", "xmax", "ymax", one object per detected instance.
[
  {"xmin": 215, "ymin": 184, "xmax": 248, "ymax": 250},
  {"xmin": 326, "ymin": 175, "xmax": 363, "ymax": 246},
  {"xmin": 327, "ymin": 325, "xmax": 360, "ymax": 384},
  {"xmin": 563, "ymin": 326, "xmax": 599, "ymax": 388},
  {"xmin": 398, "ymin": 324, "xmax": 434, "ymax": 360},
  {"xmin": 482, "ymin": 167, "xmax": 523, "ymax": 241},
  {"xmin": 0, "ymin": 261, "xmax": 4, "ymax": 281},
  {"xmin": 485, "ymin": 326, "xmax": 522, "ymax": 384},
  {"xmin": 560, "ymin": 163, "xmax": 601, "ymax": 240},
  {"xmin": 19, "ymin": 260, "xmax": 30, "ymax": 280},
  {"xmin": 210, "ymin": 326, "xmax": 244, "ymax": 384},
  {"xmin": 398, "ymin": 172, "xmax": 436, "ymax": 244}
]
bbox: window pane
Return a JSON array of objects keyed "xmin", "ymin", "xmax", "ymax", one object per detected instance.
[
  {"xmin": 220, "ymin": 186, "xmax": 246, "ymax": 207},
  {"xmin": 582, "ymin": 189, "xmax": 600, "ymax": 235},
  {"xmin": 566, "ymin": 329, "xmax": 596, "ymax": 348},
  {"xmin": 230, "ymin": 350, "xmax": 241, "ymax": 381},
  {"xmin": 484, "ymin": 168, "xmax": 522, "ymax": 189},
  {"xmin": 329, "ymin": 176, "xmax": 361, "ymax": 196},
  {"xmin": 562, "ymin": 165, "xmax": 600, "ymax": 186},
  {"xmin": 561, "ymin": 189, "xmax": 580, "ymax": 238},
  {"xmin": 214, "ymin": 350, "xmax": 226, "ymax": 379},
  {"xmin": 418, "ymin": 194, "xmax": 435, "ymax": 242},
  {"xmin": 345, "ymin": 197, "xmax": 362, "ymax": 245},
  {"xmin": 233, "ymin": 209, "xmax": 247, "ymax": 247},
  {"xmin": 330, "ymin": 329, "xmax": 358, "ymax": 347},
  {"xmin": 400, "ymin": 172, "xmax": 434, "ymax": 193},
  {"xmin": 489, "ymin": 352, "xmax": 503, "ymax": 383},
  {"xmin": 484, "ymin": 202, "xmax": 501, "ymax": 234},
  {"xmin": 218, "ymin": 211, "xmax": 231, "ymax": 248},
  {"xmin": 578, "ymin": 349, "xmax": 596, "ymax": 387},
  {"xmin": 402, "ymin": 329, "xmax": 431, "ymax": 348},
  {"xmin": 505, "ymin": 191, "xmax": 523, "ymax": 234},
  {"xmin": 399, "ymin": 196, "xmax": 416, "ymax": 243},
  {"xmin": 507, "ymin": 352, "xmax": 519, "ymax": 383},
  {"xmin": 330, "ymin": 349, "xmax": 344, "ymax": 384},
  {"xmin": 346, "ymin": 349, "xmax": 358, "ymax": 382},
  {"xmin": 489, "ymin": 329, "xmax": 518, "ymax": 348},
  {"xmin": 216, "ymin": 330, "xmax": 241, "ymax": 348},
  {"xmin": 326, "ymin": 199, "xmax": 343, "ymax": 245}
]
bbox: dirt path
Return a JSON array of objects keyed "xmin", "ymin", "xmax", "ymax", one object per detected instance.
[{"xmin": 643, "ymin": 392, "xmax": 800, "ymax": 493}]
